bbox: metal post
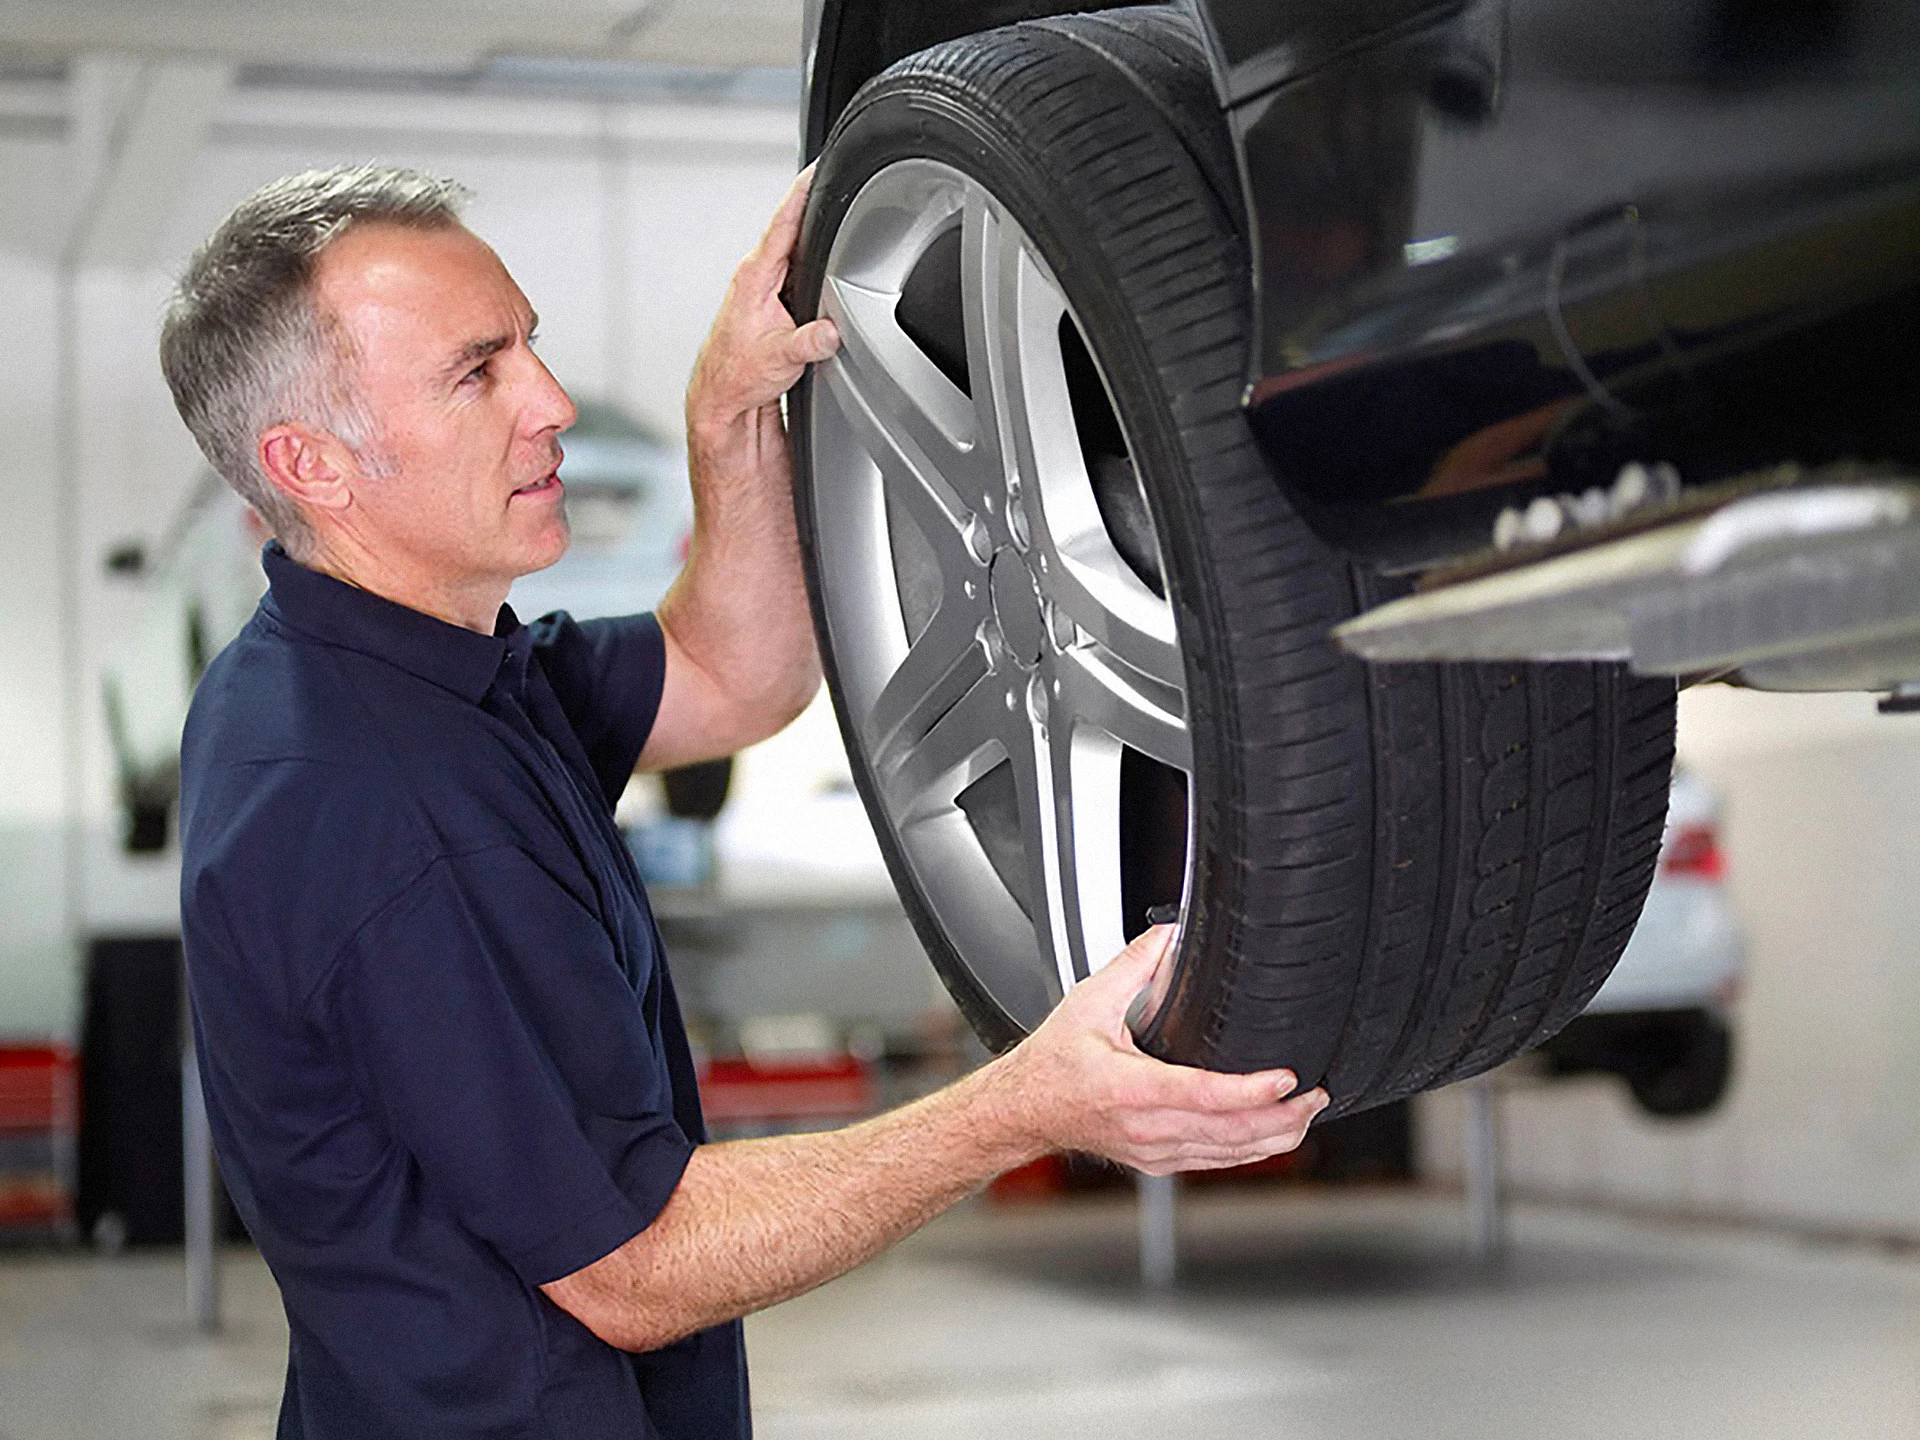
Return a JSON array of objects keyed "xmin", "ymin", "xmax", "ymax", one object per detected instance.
[
  {"xmin": 182, "ymin": 1027, "xmax": 221, "ymax": 1333},
  {"xmin": 51, "ymin": 1050, "xmax": 80, "ymax": 1245},
  {"xmin": 1463, "ymin": 1079, "xmax": 1504, "ymax": 1263},
  {"xmin": 1136, "ymin": 1172, "xmax": 1178, "ymax": 1289}
]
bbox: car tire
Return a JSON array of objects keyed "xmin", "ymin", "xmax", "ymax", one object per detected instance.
[
  {"xmin": 1625, "ymin": 1012, "xmax": 1735, "ymax": 1118},
  {"xmin": 788, "ymin": 6, "xmax": 1676, "ymax": 1116},
  {"xmin": 1539, "ymin": 1007, "xmax": 1736, "ymax": 1118}
]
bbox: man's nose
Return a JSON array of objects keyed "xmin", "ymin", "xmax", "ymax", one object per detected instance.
[{"xmin": 524, "ymin": 353, "xmax": 577, "ymax": 435}]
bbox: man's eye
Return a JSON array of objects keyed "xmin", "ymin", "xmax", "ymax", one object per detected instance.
[{"xmin": 462, "ymin": 361, "xmax": 489, "ymax": 385}]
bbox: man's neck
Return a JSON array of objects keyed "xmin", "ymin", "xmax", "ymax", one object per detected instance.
[{"xmin": 300, "ymin": 534, "xmax": 510, "ymax": 635}]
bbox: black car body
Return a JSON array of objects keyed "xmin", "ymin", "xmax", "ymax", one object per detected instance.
[
  {"xmin": 789, "ymin": 0, "xmax": 1917, "ymax": 1105},
  {"xmin": 804, "ymin": 0, "xmax": 1920, "ymax": 592}
]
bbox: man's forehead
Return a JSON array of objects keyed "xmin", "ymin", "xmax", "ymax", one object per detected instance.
[{"xmin": 315, "ymin": 221, "xmax": 532, "ymax": 357}]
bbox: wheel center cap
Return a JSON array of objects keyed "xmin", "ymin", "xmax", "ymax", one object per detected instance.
[{"xmin": 989, "ymin": 548, "xmax": 1046, "ymax": 669}]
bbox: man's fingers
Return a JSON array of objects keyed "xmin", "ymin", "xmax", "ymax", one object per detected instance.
[
  {"xmin": 791, "ymin": 317, "xmax": 840, "ymax": 364},
  {"xmin": 746, "ymin": 165, "xmax": 817, "ymax": 278},
  {"xmin": 700, "ymin": 316, "xmax": 838, "ymax": 419},
  {"xmin": 1129, "ymin": 1128, "xmax": 1322, "ymax": 1174},
  {"xmin": 790, "ymin": 160, "xmax": 818, "ymax": 204},
  {"xmin": 1129, "ymin": 1056, "xmax": 1302, "ymax": 1113},
  {"xmin": 1121, "ymin": 1090, "xmax": 1331, "ymax": 1173},
  {"xmin": 1122, "ymin": 1090, "xmax": 1328, "ymax": 1150},
  {"xmin": 746, "ymin": 318, "xmax": 838, "ymax": 396},
  {"xmin": 1137, "ymin": 1141, "xmax": 1304, "ymax": 1175},
  {"xmin": 757, "ymin": 170, "xmax": 810, "ymax": 258}
]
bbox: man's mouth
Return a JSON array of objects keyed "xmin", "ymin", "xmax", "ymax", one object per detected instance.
[{"xmin": 513, "ymin": 471, "xmax": 562, "ymax": 498}]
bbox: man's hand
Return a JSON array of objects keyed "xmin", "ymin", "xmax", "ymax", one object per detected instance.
[
  {"xmin": 640, "ymin": 169, "xmax": 841, "ymax": 772},
  {"xmin": 685, "ymin": 165, "xmax": 840, "ymax": 446},
  {"xmin": 988, "ymin": 926, "xmax": 1329, "ymax": 1175}
]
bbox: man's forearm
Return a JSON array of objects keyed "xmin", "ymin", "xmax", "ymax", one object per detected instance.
[
  {"xmin": 540, "ymin": 927, "xmax": 1329, "ymax": 1354},
  {"xmin": 655, "ymin": 405, "xmax": 820, "ymax": 734},
  {"xmin": 542, "ymin": 1054, "xmax": 1040, "ymax": 1352},
  {"xmin": 672, "ymin": 401, "xmax": 821, "ymax": 695}
]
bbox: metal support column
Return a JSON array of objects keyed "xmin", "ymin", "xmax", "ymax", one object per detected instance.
[
  {"xmin": 1463, "ymin": 1079, "xmax": 1505, "ymax": 1263},
  {"xmin": 182, "ymin": 1026, "xmax": 221, "ymax": 1333},
  {"xmin": 1136, "ymin": 1172, "xmax": 1179, "ymax": 1289}
]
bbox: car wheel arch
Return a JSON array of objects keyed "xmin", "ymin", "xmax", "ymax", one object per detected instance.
[{"xmin": 803, "ymin": 0, "xmax": 1231, "ymax": 161}]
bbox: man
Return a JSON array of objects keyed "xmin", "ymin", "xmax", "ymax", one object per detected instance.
[{"xmin": 163, "ymin": 163, "xmax": 1327, "ymax": 1440}]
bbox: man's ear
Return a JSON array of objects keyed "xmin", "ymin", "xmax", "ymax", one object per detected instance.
[{"xmin": 258, "ymin": 423, "xmax": 358, "ymax": 515}]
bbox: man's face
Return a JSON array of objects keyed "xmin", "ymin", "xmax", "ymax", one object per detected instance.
[{"xmin": 313, "ymin": 221, "xmax": 576, "ymax": 593}]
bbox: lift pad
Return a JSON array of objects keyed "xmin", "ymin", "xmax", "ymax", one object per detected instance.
[{"xmin": 1334, "ymin": 473, "xmax": 1920, "ymax": 693}]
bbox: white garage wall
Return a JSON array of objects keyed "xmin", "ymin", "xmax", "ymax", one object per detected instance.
[
  {"xmin": 0, "ymin": 75, "xmax": 800, "ymax": 1041},
  {"xmin": 1421, "ymin": 686, "xmax": 1920, "ymax": 1240},
  {"xmin": 156, "ymin": 87, "xmax": 801, "ymax": 436},
  {"xmin": 0, "ymin": 246, "xmax": 74, "ymax": 1041}
]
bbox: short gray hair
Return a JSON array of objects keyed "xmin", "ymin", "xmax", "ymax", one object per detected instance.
[{"xmin": 160, "ymin": 164, "xmax": 471, "ymax": 556}]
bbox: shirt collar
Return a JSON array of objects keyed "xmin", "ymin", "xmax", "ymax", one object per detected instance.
[{"xmin": 260, "ymin": 541, "xmax": 524, "ymax": 704}]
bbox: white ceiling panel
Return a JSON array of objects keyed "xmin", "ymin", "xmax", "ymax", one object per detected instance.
[{"xmin": 0, "ymin": 0, "xmax": 804, "ymax": 70}]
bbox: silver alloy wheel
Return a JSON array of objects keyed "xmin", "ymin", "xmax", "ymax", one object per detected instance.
[{"xmin": 807, "ymin": 158, "xmax": 1194, "ymax": 1029}]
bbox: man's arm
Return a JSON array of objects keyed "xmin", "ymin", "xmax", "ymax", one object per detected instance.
[
  {"xmin": 541, "ymin": 928, "xmax": 1330, "ymax": 1351},
  {"xmin": 637, "ymin": 169, "xmax": 841, "ymax": 772}
]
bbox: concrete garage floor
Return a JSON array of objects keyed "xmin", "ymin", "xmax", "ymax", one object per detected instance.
[{"xmin": 1, "ymin": 1190, "xmax": 1915, "ymax": 1440}]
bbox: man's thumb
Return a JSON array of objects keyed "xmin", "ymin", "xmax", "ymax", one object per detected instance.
[
  {"xmin": 792, "ymin": 317, "xmax": 840, "ymax": 364},
  {"xmin": 1088, "ymin": 922, "xmax": 1175, "ymax": 998}
]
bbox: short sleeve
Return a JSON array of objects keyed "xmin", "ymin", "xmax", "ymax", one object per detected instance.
[
  {"xmin": 527, "ymin": 611, "xmax": 668, "ymax": 806},
  {"xmin": 320, "ymin": 845, "xmax": 693, "ymax": 1286}
]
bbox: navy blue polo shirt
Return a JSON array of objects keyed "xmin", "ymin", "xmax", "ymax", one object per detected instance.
[{"xmin": 179, "ymin": 542, "xmax": 748, "ymax": 1440}]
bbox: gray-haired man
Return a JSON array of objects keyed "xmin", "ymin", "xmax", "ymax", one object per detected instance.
[{"xmin": 164, "ymin": 163, "xmax": 1327, "ymax": 1439}]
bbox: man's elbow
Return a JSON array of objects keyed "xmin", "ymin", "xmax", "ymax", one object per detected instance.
[
  {"xmin": 769, "ymin": 664, "xmax": 823, "ymax": 735},
  {"xmin": 733, "ymin": 663, "xmax": 822, "ymax": 750},
  {"xmin": 542, "ymin": 1275, "xmax": 683, "ymax": 1355},
  {"xmin": 593, "ymin": 1310, "xmax": 683, "ymax": 1355},
  {"xmin": 569, "ymin": 1303, "xmax": 647, "ymax": 1354}
]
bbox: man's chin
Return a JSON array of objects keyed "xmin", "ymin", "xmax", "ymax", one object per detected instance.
[{"xmin": 514, "ymin": 516, "xmax": 572, "ymax": 579}]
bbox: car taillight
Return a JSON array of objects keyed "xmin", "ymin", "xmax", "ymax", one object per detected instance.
[{"xmin": 1661, "ymin": 822, "xmax": 1725, "ymax": 881}]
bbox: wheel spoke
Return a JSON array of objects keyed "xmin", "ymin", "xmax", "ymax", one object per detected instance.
[
  {"xmin": 865, "ymin": 604, "xmax": 989, "ymax": 762},
  {"xmin": 1057, "ymin": 717, "xmax": 1129, "ymax": 979},
  {"xmin": 1045, "ymin": 562, "xmax": 1183, "ymax": 694},
  {"xmin": 958, "ymin": 204, "xmax": 1185, "ymax": 699},
  {"xmin": 1003, "ymin": 695, "xmax": 1128, "ymax": 993},
  {"xmin": 957, "ymin": 187, "xmax": 1022, "ymax": 486},
  {"xmin": 1050, "ymin": 636, "xmax": 1192, "ymax": 773},
  {"xmin": 963, "ymin": 189, "xmax": 1079, "ymax": 555},
  {"xmin": 1004, "ymin": 695, "xmax": 1073, "ymax": 994},
  {"xmin": 1035, "ymin": 537, "xmax": 1188, "ymax": 767},
  {"xmin": 874, "ymin": 670, "xmax": 1016, "ymax": 826},
  {"xmin": 820, "ymin": 276, "xmax": 997, "ymax": 560}
]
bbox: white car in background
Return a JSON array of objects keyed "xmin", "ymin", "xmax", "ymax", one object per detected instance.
[
  {"xmin": 103, "ymin": 402, "xmax": 688, "ymax": 852},
  {"xmin": 1537, "ymin": 769, "xmax": 1743, "ymax": 1117}
]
